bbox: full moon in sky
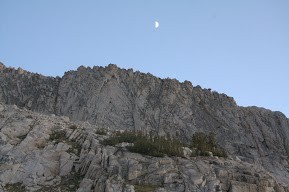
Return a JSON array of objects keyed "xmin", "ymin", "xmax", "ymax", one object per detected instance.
[{"xmin": 155, "ymin": 21, "xmax": 159, "ymax": 28}]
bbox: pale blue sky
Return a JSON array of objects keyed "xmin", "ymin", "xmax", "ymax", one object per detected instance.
[{"xmin": 1, "ymin": 0, "xmax": 289, "ymax": 117}]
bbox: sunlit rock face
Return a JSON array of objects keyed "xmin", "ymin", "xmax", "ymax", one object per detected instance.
[{"xmin": 0, "ymin": 63, "xmax": 289, "ymax": 191}]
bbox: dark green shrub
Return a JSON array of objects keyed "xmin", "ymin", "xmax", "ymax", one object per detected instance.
[
  {"xmin": 199, "ymin": 151, "xmax": 211, "ymax": 156},
  {"xmin": 26, "ymin": 115, "xmax": 33, "ymax": 119},
  {"xmin": 35, "ymin": 142, "xmax": 46, "ymax": 149},
  {"xmin": 212, "ymin": 148, "xmax": 227, "ymax": 158},
  {"xmin": 95, "ymin": 128, "xmax": 108, "ymax": 135},
  {"xmin": 69, "ymin": 125, "xmax": 77, "ymax": 130},
  {"xmin": 128, "ymin": 137, "xmax": 164, "ymax": 157},
  {"xmin": 134, "ymin": 184, "xmax": 159, "ymax": 192},
  {"xmin": 5, "ymin": 182, "xmax": 25, "ymax": 192},
  {"xmin": 17, "ymin": 133, "xmax": 28, "ymax": 141},
  {"xmin": 49, "ymin": 129, "xmax": 81, "ymax": 155},
  {"xmin": 191, "ymin": 132, "xmax": 227, "ymax": 157},
  {"xmin": 102, "ymin": 131, "xmax": 184, "ymax": 157},
  {"xmin": 67, "ymin": 139, "xmax": 82, "ymax": 155},
  {"xmin": 101, "ymin": 130, "xmax": 142, "ymax": 146},
  {"xmin": 36, "ymin": 172, "xmax": 84, "ymax": 191},
  {"xmin": 50, "ymin": 130, "xmax": 66, "ymax": 143}
]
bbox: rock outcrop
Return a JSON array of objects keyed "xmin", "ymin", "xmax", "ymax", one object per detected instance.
[
  {"xmin": 0, "ymin": 103, "xmax": 288, "ymax": 192},
  {"xmin": 0, "ymin": 63, "xmax": 289, "ymax": 191}
]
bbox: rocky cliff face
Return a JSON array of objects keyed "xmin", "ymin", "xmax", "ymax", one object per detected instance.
[
  {"xmin": 0, "ymin": 63, "xmax": 59, "ymax": 114},
  {"xmin": 0, "ymin": 104, "xmax": 288, "ymax": 192},
  {"xmin": 0, "ymin": 62, "xmax": 289, "ymax": 191}
]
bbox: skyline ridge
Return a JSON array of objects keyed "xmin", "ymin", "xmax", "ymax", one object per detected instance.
[{"xmin": 0, "ymin": 61, "xmax": 287, "ymax": 118}]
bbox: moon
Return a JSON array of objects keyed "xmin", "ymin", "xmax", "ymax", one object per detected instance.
[{"xmin": 155, "ymin": 21, "xmax": 159, "ymax": 28}]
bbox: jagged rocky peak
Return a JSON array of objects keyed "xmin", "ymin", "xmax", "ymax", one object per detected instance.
[
  {"xmin": 0, "ymin": 62, "xmax": 5, "ymax": 70},
  {"xmin": 0, "ymin": 62, "xmax": 42, "ymax": 77},
  {"xmin": 70, "ymin": 62, "xmax": 236, "ymax": 105}
]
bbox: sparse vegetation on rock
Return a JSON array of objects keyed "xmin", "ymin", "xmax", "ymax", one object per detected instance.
[
  {"xmin": 69, "ymin": 124, "xmax": 77, "ymax": 130},
  {"xmin": 4, "ymin": 182, "xmax": 25, "ymax": 192},
  {"xmin": 17, "ymin": 133, "xmax": 28, "ymax": 141},
  {"xmin": 101, "ymin": 130, "xmax": 141, "ymax": 146},
  {"xmin": 49, "ymin": 129, "xmax": 66, "ymax": 143},
  {"xmin": 134, "ymin": 184, "xmax": 160, "ymax": 192},
  {"xmin": 26, "ymin": 115, "xmax": 33, "ymax": 119},
  {"xmin": 102, "ymin": 130, "xmax": 184, "ymax": 157},
  {"xmin": 49, "ymin": 127, "xmax": 82, "ymax": 155},
  {"xmin": 95, "ymin": 128, "xmax": 108, "ymax": 135},
  {"xmin": 35, "ymin": 172, "xmax": 84, "ymax": 192},
  {"xmin": 191, "ymin": 132, "xmax": 227, "ymax": 157}
]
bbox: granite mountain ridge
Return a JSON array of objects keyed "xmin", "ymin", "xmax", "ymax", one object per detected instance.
[{"xmin": 0, "ymin": 62, "xmax": 289, "ymax": 191}]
